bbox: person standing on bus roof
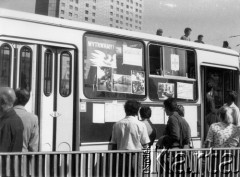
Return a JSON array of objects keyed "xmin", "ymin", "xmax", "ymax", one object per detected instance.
[
  {"xmin": 180, "ymin": 27, "xmax": 192, "ymax": 41},
  {"xmin": 223, "ymin": 41, "xmax": 231, "ymax": 49},
  {"xmin": 194, "ymin": 34, "xmax": 204, "ymax": 44},
  {"xmin": 156, "ymin": 28, "xmax": 163, "ymax": 36},
  {"xmin": 218, "ymin": 91, "xmax": 240, "ymax": 126},
  {"xmin": 0, "ymin": 87, "xmax": 23, "ymax": 152},
  {"xmin": 14, "ymin": 88, "xmax": 39, "ymax": 152}
]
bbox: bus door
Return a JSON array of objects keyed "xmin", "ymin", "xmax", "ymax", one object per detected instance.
[
  {"xmin": 201, "ymin": 65, "xmax": 237, "ymax": 140},
  {"xmin": 40, "ymin": 46, "xmax": 75, "ymax": 151},
  {"xmin": 0, "ymin": 41, "xmax": 36, "ymax": 113}
]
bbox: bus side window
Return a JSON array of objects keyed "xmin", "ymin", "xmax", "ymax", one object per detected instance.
[
  {"xmin": 60, "ymin": 52, "xmax": 72, "ymax": 97},
  {"xmin": 0, "ymin": 44, "xmax": 11, "ymax": 87},
  {"xmin": 187, "ymin": 50, "xmax": 196, "ymax": 79},
  {"xmin": 149, "ymin": 44, "xmax": 162, "ymax": 75},
  {"xmin": 19, "ymin": 46, "xmax": 32, "ymax": 91},
  {"xmin": 44, "ymin": 49, "xmax": 53, "ymax": 96}
]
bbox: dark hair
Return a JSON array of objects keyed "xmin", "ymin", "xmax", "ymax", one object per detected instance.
[
  {"xmin": 184, "ymin": 27, "xmax": 192, "ymax": 33},
  {"xmin": 223, "ymin": 41, "xmax": 229, "ymax": 47},
  {"xmin": 198, "ymin": 34, "xmax": 203, "ymax": 39},
  {"xmin": 14, "ymin": 88, "xmax": 30, "ymax": 106},
  {"xmin": 156, "ymin": 28, "xmax": 163, "ymax": 35},
  {"xmin": 164, "ymin": 98, "xmax": 178, "ymax": 112},
  {"xmin": 124, "ymin": 100, "xmax": 141, "ymax": 116},
  {"xmin": 206, "ymin": 83, "xmax": 214, "ymax": 93},
  {"xmin": 228, "ymin": 91, "xmax": 237, "ymax": 102},
  {"xmin": 140, "ymin": 106, "xmax": 152, "ymax": 119},
  {"xmin": 177, "ymin": 105, "xmax": 185, "ymax": 117}
]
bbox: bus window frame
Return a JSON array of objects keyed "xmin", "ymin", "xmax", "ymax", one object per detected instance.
[
  {"xmin": 19, "ymin": 46, "xmax": 32, "ymax": 91},
  {"xmin": 59, "ymin": 51, "xmax": 72, "ymax": 97},
  {"xmin": 43, "ymin": 49, "xmax": 53, "ymax": 97},
  {"xmin": 82, "ymin": 32, "xmax": 147, "ymax": 101},
  {"xmin": 0, "ymin": 43, "xmax": 12, "ymax": 87},
  {"xmin": 148, "ymin": 42, "xmax": 198, "ymax": 102}
]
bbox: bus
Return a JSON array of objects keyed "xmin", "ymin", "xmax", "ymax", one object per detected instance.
[{"xmin": 0, "ymin": 8, "xmax": 239, "ymax": 152}]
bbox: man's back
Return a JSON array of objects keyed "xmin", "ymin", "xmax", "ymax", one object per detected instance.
[
  {"xmin": 111, "ymin": 116, "xmax": 150, "ymax": 150},
  {"xmin": 14, "ymin": 105, "xmax": 39, "ymax": 152},
  {"xmin": 0, "ymin": 108, "xmax": 24, "ymax": 152}
]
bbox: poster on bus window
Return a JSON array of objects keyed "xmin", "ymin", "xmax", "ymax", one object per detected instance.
[
  {"xmin": 84, "ymin": 37, "xmax": 116, "ymax": 80},
  {"xmin": 131, "ymin": 70, "xmax": 145, "ymax": 95},
  {"xmin": 122, "ymin": 44, "xmax": 142, "ymax": 66},
  {"xmin": 112, "ymin": 74, "xmax": 132, "ymax": 93},
  {"xmin": 177, "ymin": 82, "xmax": 193, "ymax": 100},
  {"xmin": 97, "ymin": 67, "xmax": 113, "ymax": 92},
  {"xmin": 157, "ymin": 83, "xmax": 175, "ymax": 100}
]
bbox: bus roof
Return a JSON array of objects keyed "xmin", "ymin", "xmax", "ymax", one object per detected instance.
[{"xmin": 0, "ymin": 8, "xmax": 239, "ymax": 57}]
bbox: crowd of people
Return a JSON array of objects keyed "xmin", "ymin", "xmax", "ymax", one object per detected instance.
[
  {"xmin": 110, "ymin": 90, "xmax": 240, "ymax": 150},
  {"xmin": 156, "ymin": 27, "xmax": 232, "ymax": 49},
  {"xmin": 0, "ymin": 87, "xmax": 39, "ymax": 153}
]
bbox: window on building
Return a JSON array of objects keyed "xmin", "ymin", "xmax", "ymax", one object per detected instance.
[
  {"xmin": 92, "ymin": 19, "xmax": 95, "ymax": 23},
  {"xmin": 116, "ymin": 20, "xmax": 119, "ymax": 23},
  {"xmin": 135, "ymin": 14, "xmax": 138, "ymax": 18},
  {"xmin": 120, "ymin": 15, "xmax": 123, "ymax": 19},
  {"xmin": 139, "ymin": 16, "xmax": 142, "ymax": 19},
  {"xmin": 19, "ymin": 46, "xmax": 32, "ymax": 91},
  {"xmin": 93, "ymin": 6, "xmax": 96, "ymax": 10},
  {"xmin": 126, "ymin": 17, "xmax": 129, "ymax": 20},
  {"xmin": 74, "ymin": 14, "xmax": 78, "ymax": 18},
  {"xmin": 75, "ymin": 0, "xmax": 79, "ymax": 3},
  {"xmin": 111, "ymin": 0, "xmax": 114, "ymax": 2},
  {"xmin": 126, "ymin": 5, "xmax": 129, "ymax": 8},
  {"xmin": 126, "ymin": 23, "xmax": 128, "ymax": 26},
  {"xmin": 83, "ymin": 34, "xmax": 145, "ymax": 99},
  {"xmin": 139, "ymin": 21, "xmax": 141, "ymax": 24},
  {"xmin": 110, "ymin": 12, "xmax": 113, "ymax": 15},
  {"xmin": 85, "ymin": 10, "xmax": 89, "ymax": 14},
  {"xmin": 139, "ymin": 4, "xmax": 142, "ymax": 7},
  {"xmin": 130, "ymin": 24, "xmax": 132, "ymax": 27},
  {"xmin": 75, "ymin": 7, "xmax": 78, "ymax": 11},
  {"xmin": 110, "ymin": 24, "xmax": 113, "ymax": 27},
  {"xmin": 139, "ymin": 10, "xmax": 142, "ymax": 13},
  {"xmin": 121, "ymin": 3, "xmax": 123, "ymax": 6},
  {"xmin": 126, "ymin": 11, "xmax": 129, "ymax": 14},
  {"xmin": 130, "ymin": 0, "xmax": 133, "ymax": 3},
  {"xmin": 92, "ymin": 12, "xmax": 96, "ymax": 16},
  {"xmin": 70, "ymin": 5, "xmax": 73, "ymax": 9},
  {"xmin": 135, "ymin": 20, "xmax": 138, "ymax": 23},
  {"xmin": 69, "ymin": 12, "xmax": 72, "ymax": 16},
  {"xmin": 139, "ymin": 27, "xmax": 141, "ymax": 30},
  {"xmin": 120, "ymin": 21, "xmax": 123, "ymax": 24},
  {"xmin": 85, "ymin": 17, "xmax": 88, "ymax": 21},
  {"xmin": 110, "ymin": 18, "xmax": 113, "ymax": 21},
  {"xmin": 60, "ymin": 52, "xmax": 72, "ymax": 97},
  {"xmin": 93, "ymin": 0, "xmax": 96, "ymax": 2},
  {"xmin": 61, "ymin": 3, "xmax": 65, "ymax": 7},
  {"xmin": 116, "ymin": 26, "xmax": 118, "ymax": 28},
  {"xmin": 86, "ymin": 3, "xmax": 89, "ymax": 7},
  {"xmin": 130, "ymin": 18, "xmax": 132, "ymax": 21},
  {"xmin": 61, "ymin": 10, "xmax": 64, "ymax": 14},
  {"xmin": 44, "ymin": 49, "xmax": 53, "ymax": 96},
  {"xmin": 0, "ymin": 44, "xmax": 11, "ymax": 87},
  {"xmin": 136, "ymin": 9, "xmax": 138, "ymax": 12},
  {"xmin": 70, "ymin": 0, "xmax": 73, "ymax": 2},
  {"xmin": 117, "ymin": 1, "xmax": 119, "ymax": 5},
  {"xmin": 111, "ymin": 5, "xmax": 113, "ymax": 9},
  {"xmin": 117, "ymin": 7, "xmax": 119, "ymax": 11}
]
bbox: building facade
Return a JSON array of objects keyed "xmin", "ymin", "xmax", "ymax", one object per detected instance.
[{"xmin": 35, "ymin": 0, "xmax": 143, "ymax": 31}]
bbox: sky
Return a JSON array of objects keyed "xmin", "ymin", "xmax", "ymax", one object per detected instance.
[{"xmin": 0, "ymin": 0, "xmax": 240, "ymax": 52}]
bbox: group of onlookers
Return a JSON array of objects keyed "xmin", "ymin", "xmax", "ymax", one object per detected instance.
[
  {"xmin": 0, "ymin": 87, "xmax": 39, "ymax": 153},
  {"xmin": 156, "ymin": 27, "xmax": 231, "ymax": 48}
]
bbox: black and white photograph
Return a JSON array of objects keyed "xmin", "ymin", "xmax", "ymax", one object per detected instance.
[{"xmin": 1, "ymin": 0, "xmax": 240, "ymax": 176}]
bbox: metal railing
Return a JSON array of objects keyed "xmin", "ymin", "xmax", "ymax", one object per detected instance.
[{"xmin": 0, "ymin": 148, "xmax": 240, "ymax": 177}]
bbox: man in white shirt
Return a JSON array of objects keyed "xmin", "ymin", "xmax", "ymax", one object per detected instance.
[{"xmin": 111, "ymin": 100, "xmax": 150, "ymax": 176}]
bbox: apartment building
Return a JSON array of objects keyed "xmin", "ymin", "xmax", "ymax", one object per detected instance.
[{"xmin": 35, "ymin": 0, "xmax": 144, "ymax": 31}]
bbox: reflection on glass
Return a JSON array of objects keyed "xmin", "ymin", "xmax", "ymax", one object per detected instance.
[
  {"xmin": 19, "ymin": 46, "xmax": 32, "ymax": 91},
  {"xmin": 44, "ymin": 50, "xmax": 53, "ymax": 96},
  {"xmin": 60, "ymin": 52, "xmax": 72, "ymax": 97},
  {"xmin": 0, "ymin": 44, "xmax": 11, "ymax": 86}
]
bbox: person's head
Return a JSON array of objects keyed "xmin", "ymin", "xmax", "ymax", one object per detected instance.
[
  {"xmin": 226, "ymin": 90, "xmax": 238, "ymax": 104},
  {"xmin": 14, "ymin": 88, "xmax": 30, "ymax": 106},
  {"xmin": 184, "ymin": 27, "xmax": 192, "ymax": 36},
  {"xmin": 0, "ymin": 87, "xmax": 16, "ymax": 116},
  {"xmin": 206, "ymin": 83, "xmax": 214, "ymax": 93},
  {"xmin": 176, "ymin": 105, "xmax": 185, "ymax": 117},
  {"xmin": 156, "ymin": 28, "xmax": 163, "ymax": 36},
  {"xmin": 124, "ymin": 100, "xmax": 141, "ymax": 116},
  {"xmin": 198, "ymin": 34, "xmax": 203, "ymax": 41},
  {"xmin": 163, "ymin": 98, "xmax": 178, "ymax": 116},
  {"xmin": 219, "ymin": 107, "xmax": 233, "ymax": 124},
  {"xmin": 140, "ymin": 106, "xmax": 152, "ymax": 120},
  {"xmin": 223, "ymin": 41, "xmax": 229, "ymax": 48}
]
